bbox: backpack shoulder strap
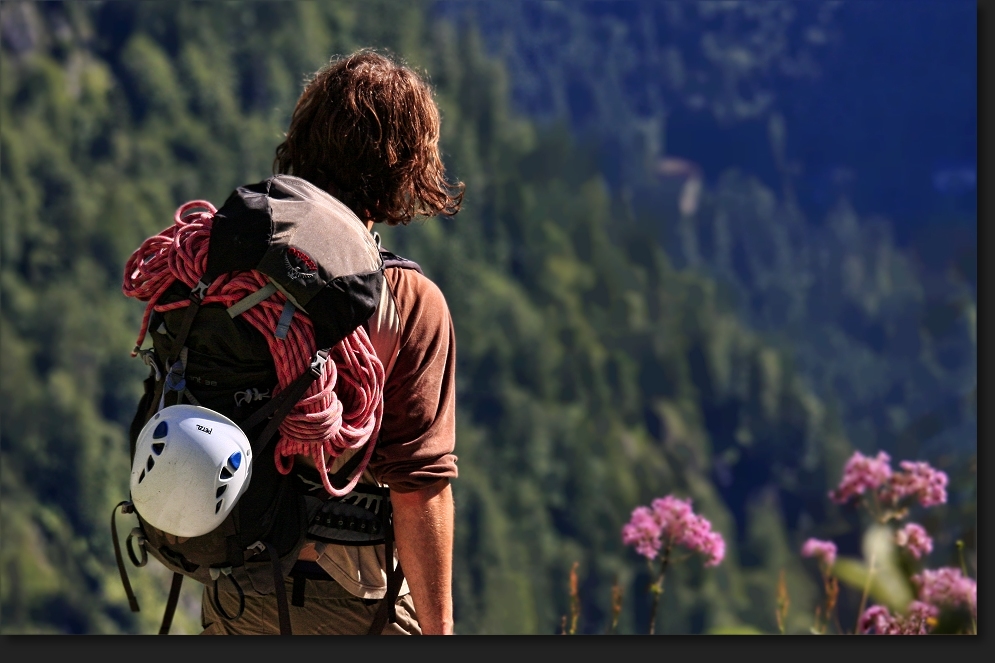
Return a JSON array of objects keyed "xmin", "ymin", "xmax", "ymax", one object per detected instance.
[
  {"xmin": 368, "ymin": 248, "xmax": 422, "ymax": 381},
  {"xmin": 379, "ymin": 249, "xmax": 423, "ymax": 274}
]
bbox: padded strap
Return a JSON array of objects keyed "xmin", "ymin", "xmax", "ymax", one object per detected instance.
[
  {"xmin": 379, "ymin": 249, "xmax": 423, "ymax": 274},
  {"xmin": 240, "ymin": 350, "xmax": 329, "ymax": 456},
  {"xmin": 167, "ymin": 277, "xmax": 212, "ymax": 365}
]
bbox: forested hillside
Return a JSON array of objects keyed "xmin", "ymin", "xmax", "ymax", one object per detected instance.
[{"xmin": 0, "ymin": 1, "xmax": 975, "ymax": 635}]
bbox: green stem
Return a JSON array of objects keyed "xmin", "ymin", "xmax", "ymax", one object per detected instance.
[
  {"xmin": 647, "ymin": 544, "xmax": 672, "ymax": 635},
  {"xmin": 855, "ymin": 552, "xmax": 876, "ymax": 634}
]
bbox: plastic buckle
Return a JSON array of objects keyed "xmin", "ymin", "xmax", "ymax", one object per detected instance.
[
  {"xmin": 190, "ymin": 279, "xmax": 210, "ymax": 303},
  {"xmin": 209, "ymin": 566, "xmax": 233, "ymax": 581},
  {"xmin": 309, "ymin": 352, "xmax": 328, "ymax": 378}
]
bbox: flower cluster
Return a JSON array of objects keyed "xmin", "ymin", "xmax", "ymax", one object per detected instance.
[
  {"xmin": 829, "ymin": 451, "xmax": 948, "ymax": 513},
  {"xmin": 811, "ymin": 450, "xmax": 972, "ymax": 636},
  {"xmin": 912, "ymin": 567, "xmax": 977, "ymax": 617},
  {"xmin": 622, "ymin": 495, "xmax": 725, "ymax": 566},
  {"xmin": 829, "ymin": 451, "xmax": 892, "ymax": 504},
  {"xmin": 859, "ymin": 601, "xmax": 938, "ymax": 635},
  {"xmin": 621, "ymin": 506, "xmax": 662, "ymax": 560},
  {"xmin": 800, "ymin": 538, "xmax": 837, "ymax": 569},
  {"xmin": 881, "ymin": 461, "xmax": 948, "ymax": 508},
  {"xmin": 894, "ymin": 523, "xmax": 933, "ymax": 560}
]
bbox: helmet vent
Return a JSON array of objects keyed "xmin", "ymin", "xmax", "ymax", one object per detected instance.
[
  {"xmin": 146, "ymin": 456, "xmax": 155, "ymax": 472},
  {"xmin": 138, "ymin": 469, "xmax": 146, "ymax": 484},
  {"xmin": 227, "ymin": 452, "xmax": 242, "ymax": 470},
  {"xmin": 215, "ymin": 499, "xmax": 223, "ymax": 514},
  {"xmin": 219, "ymin": 467, "xmax": 233, "ymax": 480},
  {"xmin": 216, "ymin": 485, "xmax": 228, "ymax": 498},
  {"xmin": 153, "ymin": 421, "xmax": 168, "ymax": 439},
  {"xmin": 151, "ymin": 442, "xmax": 165, "ymax": 455}
]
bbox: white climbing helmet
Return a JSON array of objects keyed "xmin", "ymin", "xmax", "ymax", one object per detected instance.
[{"xmin": 130, "ymin": 404, "xmax": 253, "ymax": 538}]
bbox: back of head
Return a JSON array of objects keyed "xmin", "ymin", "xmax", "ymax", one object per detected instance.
[{"xmin": 274, "ymin": 49, "xmax": 463, "ymax": 226}]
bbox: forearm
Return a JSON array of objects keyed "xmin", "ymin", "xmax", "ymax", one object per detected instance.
[{"xmin": 390, "ymin": 479, "xmax": 455, "ymax": 635}]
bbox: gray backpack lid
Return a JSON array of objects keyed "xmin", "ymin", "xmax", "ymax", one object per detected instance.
[{"xmin": 206, "ymin": 175, "xmax": 384, "ymax": 350}]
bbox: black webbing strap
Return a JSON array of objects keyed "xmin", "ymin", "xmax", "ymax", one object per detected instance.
[
  {"xmin": 367, "ymin": 560, "xmax": 405, "ymax": 635},
  {"xmin": 125, "ymin": 528, "xmax": 148, "ymax": 567},
  {"xmin": 367, "ymin": 491, "xmax": 404, "ymax": 635},
  {"xmin": 261, "ymin": 541, "xmax": 293, "ymax": 636},
  {"xmin": 158, "ymin": 573, "xmax": 184, "ymax": 635},
  {"xmin": 291, "ymin": 572, "xmax": 307, "ymax": 608},
  {"xmin": 167, "ymin": 277, "xmax": 212, "ymax": 366},
  {"xmin": 211, "ymin": 571, "xmax": 245, "ymax": 621},
  {"xmin": 289, "ymin": 561, "xmax": 331, "ymax": 608},
  {"xmin": 111, "ymin": 501, "xmax": 140, "ymax": 613},
  {"xmin": 239, "ymin": 349, "xmax": 330, "ymax": 456},
  {"xmin": 326, "ymin": 444, "xmax": 368, "ymax": 493}
]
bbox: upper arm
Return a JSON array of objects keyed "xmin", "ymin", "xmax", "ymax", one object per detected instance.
[{"xmin": 369, "ymin": 268, "xmax": 458, "ymax": 492}]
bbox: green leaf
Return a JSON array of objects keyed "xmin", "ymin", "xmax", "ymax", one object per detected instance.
[
  {"xmin": 832, "ymin": 527, "xmax": 914, "ymax": 614},
  {"xmin": 706, "ymin": 625, "xmax": 768, "ymax": 635}
]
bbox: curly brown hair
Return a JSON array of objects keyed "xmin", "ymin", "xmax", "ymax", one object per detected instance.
[{"xmin": 273, "ymin": 49, "xmax": 463, "ymax": 226}]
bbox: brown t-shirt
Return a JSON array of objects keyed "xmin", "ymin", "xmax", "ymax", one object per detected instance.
[
  {"xmin": 305, "ymin": 264, "xmax": 457, "ymax": 599},
  {"xmin": 368, "ymin": 265, "xmax": 458, "ymax": 491}
]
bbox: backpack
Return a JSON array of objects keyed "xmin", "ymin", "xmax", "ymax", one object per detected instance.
[{"xmin": 111, "ymin": 174, "xmax": 422, "ymax": 635}]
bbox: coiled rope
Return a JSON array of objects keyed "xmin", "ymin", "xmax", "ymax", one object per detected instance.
[{"xmin": 123, "ymin": 200, "xmax": 383, "ymax": 497}]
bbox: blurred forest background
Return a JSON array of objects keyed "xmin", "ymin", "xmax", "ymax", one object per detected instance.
[{"xmin": 0, "ymin": 0, "xmax": 976, "ymax": 635}]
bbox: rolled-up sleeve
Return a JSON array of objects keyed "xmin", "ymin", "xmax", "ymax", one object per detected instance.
[{"xmin": 369, "ymin": 266, "xmax": 458, "ymax": 492}]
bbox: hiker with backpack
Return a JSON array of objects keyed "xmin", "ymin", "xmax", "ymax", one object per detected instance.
[{"xmin": 116, "ymin": 49, "xmax": 463, "ymax": 635}]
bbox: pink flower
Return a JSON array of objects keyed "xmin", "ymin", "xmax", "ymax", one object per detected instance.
[
  {"xmin": 907, "ymin": 600, "xmax": 940, "ymax": 622},
  {"xmin": 829, "ymin": 451, "xmax": 892, "ymax": 505},
  {"xmin": 912, "ymin": 567, "xmax": 977, "ymax": 616},
  {"xmin": 859, "ymin": 603, "xmax": 936, "ymax": 635},
  {"xmin": 650, "ymin": 495, "xmax": 694, "ymax": 540},
  {"xmin": 621, "ymin": 506, "xmax": 662, "ymax": 559},
  {"xmin": 883, "ymin": 461, "xmax": 948, "ymax": 508},
  {"xmin": 894, "ymin": 523, "xmax": 933, "ymax": 560},
  {"xmin": 622, "ymin": 495, "xmax": 725, "ymax": 566},
  {"xmin": 859, "ymin": 605, "xmax": 901, "ymax": 635},
  {"xmin": 700, "ymin": 530, "xmax": 726, "ymax": 567},
  {"xmin": 801, "ymin": 538, "xmax": 837, "ymax": 569}
]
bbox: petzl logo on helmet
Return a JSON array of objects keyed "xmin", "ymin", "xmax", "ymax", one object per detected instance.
[
  {"xmin": 285, "ymin": 246, "xmax": 318, "ymax": 282},
  {"xmin": 196, "ymin": 425, "xmax": 213, "ymax": 434}
]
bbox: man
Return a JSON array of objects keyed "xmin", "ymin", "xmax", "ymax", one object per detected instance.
[{"xmin": 200, "ymin": 49, "xmax": 463, "ymax": 635}]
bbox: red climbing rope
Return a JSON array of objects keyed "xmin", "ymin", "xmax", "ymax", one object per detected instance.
[{"xmin": 123, "ymin": 201, "xmax": 384, "ymax": 497}]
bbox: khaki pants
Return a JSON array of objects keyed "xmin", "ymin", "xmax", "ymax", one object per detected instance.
[{"xmin": 200, "ymin": 574, "xmax": 421, "ymax": 635}]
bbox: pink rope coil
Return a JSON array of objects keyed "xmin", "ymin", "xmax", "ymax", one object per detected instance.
[{"xmin": 123, "ymin": 201, "xmax": 384, "ymax": 497}]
